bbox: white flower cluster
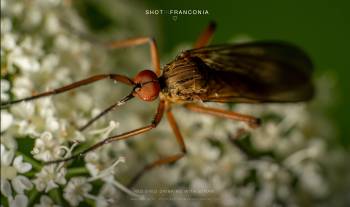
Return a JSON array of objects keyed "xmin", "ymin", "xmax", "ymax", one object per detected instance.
[
  {"xmin": 124, "ymin": 103, "xmax": 331, "ymax": 207},
  {"xmin": 1, "ymin": 0, "xmax": 348, "ymax": 207},
  {"xmin": 1, "ymin": 144, "xmax": 32, "ymax": 207},
  {"xmin": 1, "ymin": 0, "xmax": 151, "ymax": 206}
]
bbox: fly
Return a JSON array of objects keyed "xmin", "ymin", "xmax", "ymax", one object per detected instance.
[{"xmin": 0, "ymin": 22, "xmax": 314, "ymax": 186}]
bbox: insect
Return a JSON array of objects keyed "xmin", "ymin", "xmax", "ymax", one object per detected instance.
[{"xmin": 0, "ymin": 22, "xmax": 314, "ymax": 186}]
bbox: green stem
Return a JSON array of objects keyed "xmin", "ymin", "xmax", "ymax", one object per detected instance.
[
  {"xmin": 86, "ymin": 198, "xmax": 96, "ymax": 207},
  {"xmin": 28, "ymin": 190, "xmax": 39, "ymax": 206},
  {"xmin": 49, "ymin": 188, "xmax": 63, "ymax": 206},
  {"xmin": 67, "ymin": 167, "xmax": 90, "ymax": 177}
]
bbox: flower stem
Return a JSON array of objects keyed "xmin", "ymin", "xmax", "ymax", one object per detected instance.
[
  {"xmin": 28, "ymin": 190, "xmax": 39, "ymax": 206},
  {"xmin": 67, "ymin": 167, "xmax": 90, "ymax": 177},
  {"xmin": 49, "ymin": 188, "xmax": 64, "ymax": 206}
]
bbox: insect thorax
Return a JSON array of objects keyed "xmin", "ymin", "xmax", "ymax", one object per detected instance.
[{"xmin": 160, "ymin": 55, "xmax": 210, "ymax": 103}]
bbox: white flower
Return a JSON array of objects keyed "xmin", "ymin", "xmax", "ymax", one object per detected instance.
[
  {"xmin": 87, "ymin": 120, "xmax": 119, "ymax": 138},
  {"xmin": 1, "ymin": 79, "xmax": 11, "ymax": 101},
  {"xmin": 74, "ymin": 92, "xmax": 94, "ymax": 112},
  {"xmin": 31, "ymin": 131, "xmax": 62, "ymax": 161},
  {"xmin": 10, "ymin": 50, "xmax": 41, "ymax": 72},
  {"xmin": 34, "ymin": 195, "xmax": 60, "ymax": 207},
  {"xmin": 1, "ymin": 17, "xmax": 12, "ymax": 33},
  {"xmin": 84, "ymin": 121, "xmax": 120, "ymax": 176},
  {"xmin": 300, "ymin": 163, "xmax": 328, "ymax": 197},
  {"xmin": 85, "ymin": 152, "xmax": 101, "ymax": 177},
  {"xmin": 40, "ymin": 53, "xmax": 59, "ymax": 73},
  {"xmin": 32, "ymin": 164, "xmax": 66, "ymax": 192},
  {"xmin": 95, "ymin": 184, "xmax": 119, "ymax": 207},
  {"xmin": 11, "ymin": 102, "xmax": 38, "ymax": 136},
  {"xmin": 8, "ymin": 194, "xmax": 28, "ymax": 207},
  {"xmin": 63, "ymin": 177, "xmax": 92, "ymax": 206},
  {"xmin": 23, "ymin": 5, "xmax": 42, "ymax": 28},
  {"xmin": 1, "ymin": 111, "xmax": 13, "ymax": 132},
  {"xmin": 1, "ymin": 33, "xmax": 17, "ymax": 50},
  {"xmin": 7, "ymin": 1, "xmax": 24, "ymax": 16},
  {"xmin": 0, "ymin": 144, "xmax": 33, "ymax": 198},
  {"xmin": 87, "ymin": 157, "xmax": 141, "ymax": 198},
  {"xmin": 254, "ymin": 183, "xmax": 274, "ymax": 207},
  {"xmin": 220, "ymin": 190, "xmax": 236, "ymax": 207},
  {"xmin": 44, "ymin": 13, "xmax": 61, "ymax": 35},
  {"xmin": 250, "ymin": 121, "xmax": 280, "ymax": 150},
  {"xmin": 11, "ymin": 76, "xmax": 33, "ymax": 102},
  {"xmin": 88, "ymin": 157, "xmax": 126, "ymax": 182}
]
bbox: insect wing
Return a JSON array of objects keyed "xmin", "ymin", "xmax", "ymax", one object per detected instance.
[{"xmin": 188, "ymin": 41, "xmax": 314, "ymax": 103}]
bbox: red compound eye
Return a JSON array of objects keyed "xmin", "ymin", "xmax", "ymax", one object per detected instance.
[{"xmin": 133, "ymin": 70, "xmax": 160, "ymax": 101}]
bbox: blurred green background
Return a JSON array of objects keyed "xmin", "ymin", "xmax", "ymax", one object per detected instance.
[
  {"xmin": 141, "ymin": 0, "xmax": 350, "ymax": 148},
  {"xmin": 76, "ymin": 0, "xmax": 350, "ymax": 147}
]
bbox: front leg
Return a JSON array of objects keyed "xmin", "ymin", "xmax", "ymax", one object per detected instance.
[
  {"xmin": 45, "ymin": 99, "xmax": 166, "ymax": 164},
  {"xmin": 127, "ymin": 103, "xmax": 187, "ymax": 187},
  {"xmin": 105, "ymin": 37, "xmax": 161, "ymax": 76}
]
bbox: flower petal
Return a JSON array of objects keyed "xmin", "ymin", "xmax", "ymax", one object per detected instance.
[
  {"xmin": 1, "ymin": 111, "xmax": 13, "ymax": 132},
  {"xmin": 34, "ymin": 195, "xmax": 55, "ymax": 207},
  {"xmin": 0, "ymin": 144, "xmax": 5, "ymax": 157},
  {"xmin": 1, "ymin": 145, "xmax": 14, "ymax": 166},
  {"xmin": 12, "ymin": 175, "xmax": 33, "ymax": 194},
  {"xmin": 13, "ymin": 155, "xmax": 32, "ymax": 173},
  {"xmin": 45, "ymin": 180, "xmax": 58, "ymax": 193},
  {"xmin": 9, "ymin": 194, "xmax": 28, "ymax": 207},
  {"xmin": 0, "ymin": 178, "xmax": 12, "ymax": 197}
]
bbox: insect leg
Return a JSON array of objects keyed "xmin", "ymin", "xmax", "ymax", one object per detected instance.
[
  {"xmin": 105, "ymin": 37, "xmax": 161, "ymax": 76},
  {"xmin": 193, "ymin": 21, "xmax": 217, "ymax": 48},
  {"xmin": 44, "ymin": 100, "xmax": 165, "ymax": 164},
  {"xmin": 0, "ymin": 74, "xmax": 134, "ymax": 109},
  {"xmin": 184, "ymin": 103, "xmax": 261, "ymax": 128},
  {"xmin": 127, "ymin": 104, "xmax": 187, "ymax": 188},
  {"xmin": 59, "ymin": 20, "xmax": 160, "ymax": 75},
  {"xmin": 79, "ymin": 92, "xmax": 135, "ymax": 131}
]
